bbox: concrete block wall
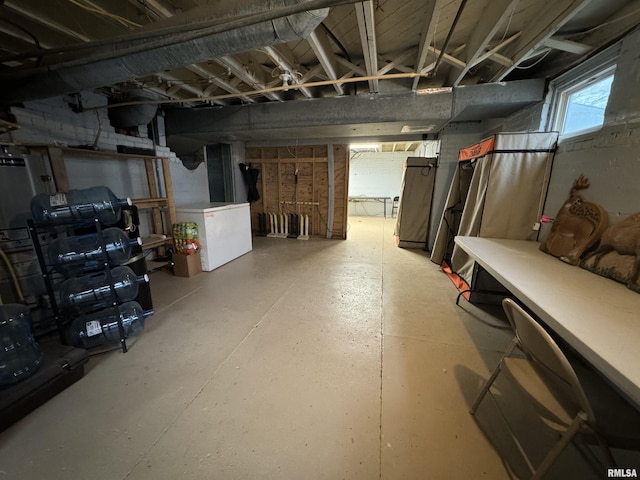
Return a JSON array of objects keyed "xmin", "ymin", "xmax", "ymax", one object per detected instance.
[
  {"xmin": 428, "ymin": 122, "xmax": 483, "ymax": 249},
  {"xmin": 348, "ymin": 151, "xmax": 407, "ymax": 217},
  {"xmin": 540, "ymin": 28, "xmax": 640, "ymax": 240},
  {"xmin": 10, "ymin": 93, "xmax": 152, "ymax": 151},
  {"xmin": 439, "ymin": 28, "xmax": 640, "ymax": 244},
  {"xmin": 4, "ymin": 91, "xmax": 209, "ymax": 208},
  {"xmin": 170, "ymin": 159, "xmax": 209, "ymax": 207},
  {"xmin": 605, "ymin": 27, "xmax": 640, "ymax": 126},
  {"xmin": 0, "ymin": 90, "xmax": 211, "ymax": 304},
  {"xmin": 0, "ymin": 91, "xmax": 210, "ymax": 311},
  {"xmin": 541, "ymin": 123, "xmax": 640, "ymax": 240},
  {"xmin": 483, "ymin": 101, "xmax": 547, "ymax": 136}
]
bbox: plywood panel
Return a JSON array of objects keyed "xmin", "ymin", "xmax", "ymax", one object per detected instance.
[
  {"xmin": 262, "ymin": 163, "xmax": 280, "ymax": 214},
  {"xmin": 245, "ymin": 144, "xmax": 348, "ymax": 239}
]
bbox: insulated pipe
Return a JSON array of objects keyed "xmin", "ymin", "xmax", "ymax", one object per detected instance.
[
  {"xmin": 275, "ymin": 213, "xmax": 281, "ymax": 236},
  {"xmin": 298, "ymin": 214, "xmax": 309, "ymax": 240},
  {"xmin": 280, "ymin": 213, "xmax": 287, "ymax": 238},
  {"xmin": 268, "ymin": 213, "xmax": 277, "ymax": 237},
  {"xmin": 2, "ymin": 0, "xmax": 354, "ymax": 65},
  {"xmin": 0, "ymin": 0, "xmax": 334, "ymax": 104}
]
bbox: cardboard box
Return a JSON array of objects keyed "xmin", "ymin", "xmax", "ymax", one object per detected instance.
[{"xmin": 173, "ymin": 252, "xmax": 202, "ymax": 277}]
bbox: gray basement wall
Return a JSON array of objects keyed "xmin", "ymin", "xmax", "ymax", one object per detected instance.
[
  {"xmin": 2, "ymin": 28, "xmax": 638, "ymax": 248},
  {"xmin": 541, "ymin": 28, "xmax": 640, "ymax": 236},
  {"xmin": 427, "ymin": 122, "xmax": 483, "ymax": 249},
  {"xmin": 4, "ymin": 92, "xmax": 210, "ymax": 210},
  {"xmin": 433, "ymin": 27, "xmax": 640, "ymax": 246}
]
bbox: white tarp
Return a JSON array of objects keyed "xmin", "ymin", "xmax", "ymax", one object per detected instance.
[
  {"xmin": 430, "ymin": 159, "xmax": 474, "ymax": 265},
  {"xmin": 451, "ymin": 132, "xmax": 558, "ymax": 286},
  {"xmin": 394, "ymin": 157, "xmax": 438, "ymax": 249},
  {"xmin": 430, "ymin": 132, "xmax": 558, "ymax": 295}
]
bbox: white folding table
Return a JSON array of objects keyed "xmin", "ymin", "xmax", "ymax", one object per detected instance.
[{"xmin": 454, "ymin": 236, "xmax": 640, "ymax": 409}]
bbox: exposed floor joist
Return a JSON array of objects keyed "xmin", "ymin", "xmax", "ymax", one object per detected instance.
[
  {"xmin": 307, "ymin": 29, "xmax": 345, "ymax": 95},
  {"xmin": 490, "ymin": 0, "xmax": 594, "ymax": 82},
  {"xmin": 449, "ymin": 0, "xmax": 519, "ymax": 86},
  {"xmin": 355, "ymin": 1, "xmax": 379, "ymax": 93},
  {"xmin": 412, "ymin": 0, "xmax": 442, "ymax": 91},
  {"xmin": 216, "ymin": 56, "xmax": 283, "ymax": 102}
]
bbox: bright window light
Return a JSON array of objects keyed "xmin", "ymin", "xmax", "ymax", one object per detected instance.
[
  {"xmin": 548, "ymin": 42, "xmax": 620, "ymax": 141},
  {"xmin": 559, "ymin": 72, "xmax": 614, "ymax": 136}
]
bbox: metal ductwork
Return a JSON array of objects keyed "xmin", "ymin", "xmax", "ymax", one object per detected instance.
[
  {"xmin": 0, "ymin": 0, "xmax": 330, "ymax": 105},
  {"xmin": 108, "ymin": 90, "xmax": 159, "ymax": 128}
]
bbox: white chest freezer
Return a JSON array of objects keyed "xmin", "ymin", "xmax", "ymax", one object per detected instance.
[{"xmin": 175, "ymin": 202, "xmax": 252, "ymax": 271}]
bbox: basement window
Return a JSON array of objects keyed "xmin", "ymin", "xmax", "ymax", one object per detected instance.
[
  {"xmin": 548, "ymin": 43, "xmax": 620, "ymax": 139},
  {"xmin": 556, "ymin": 69, "xmax": 614, "ymax": 136}
]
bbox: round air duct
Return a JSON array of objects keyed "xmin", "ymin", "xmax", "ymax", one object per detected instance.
[
  {"xmin": 108, "ymin": 90, "xmax": 158, "ymax": 128},
  {"xmin": 180, "ymin": 148, "xmax": 206, "ymax": 170}
]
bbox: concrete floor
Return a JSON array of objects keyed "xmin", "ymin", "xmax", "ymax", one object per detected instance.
[{"xmin": 0, "ymin": 217, "xmax": 630, "ymax": 479}]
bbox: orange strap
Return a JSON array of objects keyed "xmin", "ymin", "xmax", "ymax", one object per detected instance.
[
  {"xmin": 441, "ymin": 261, "xmax": 471, "ymax": 300},
  {"xmin": 458, "ymin": 137, "xmax": 495, "ymax": 161}
]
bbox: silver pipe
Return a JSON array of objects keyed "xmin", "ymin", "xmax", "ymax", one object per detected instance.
[
  {"xmin": 0, "ymin": 0, "xmax": 359, "ymax": 104},
  {"xmin": 2, "ymin": 0, "xmax": 358, "ymax": 65}
]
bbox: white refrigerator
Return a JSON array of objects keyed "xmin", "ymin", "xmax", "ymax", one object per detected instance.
[{"xmin": 175, "ymin": 202, "xmax": 252, "ymax": 271}]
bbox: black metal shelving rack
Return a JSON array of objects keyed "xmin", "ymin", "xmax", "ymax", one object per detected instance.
[{"xmin": 28, "ymin": 218, "xmax": 130, "ymax": 353}]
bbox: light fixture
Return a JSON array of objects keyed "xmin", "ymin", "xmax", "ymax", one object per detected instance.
[
  {"xmin": 279, "ymin": 72, "xmax": 292, "ymax": 91},
  {"xmin": 415, "ymin": 87, "xmax": 452, "ymax": 95},
  {"xmin": 401, "ymin": 125, "xmax": 436, "ymax": 133}
]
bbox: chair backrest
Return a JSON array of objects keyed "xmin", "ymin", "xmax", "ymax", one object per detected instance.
[
  {"xmin": 393, "ymin": 196, "xmax": 399, "ymax": 202},
  {"xmin": 501, "ymin": 298, "xmax": 594, "ymax": 420}
]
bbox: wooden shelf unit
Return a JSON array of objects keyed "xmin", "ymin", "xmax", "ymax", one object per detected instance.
[
  {"xmin": 32, "ymin": 145, "xmax": 176, "ymax": 251},
  {"xmin": 0, "ymin": 118, "xmax": 19, "ymax": 133}
]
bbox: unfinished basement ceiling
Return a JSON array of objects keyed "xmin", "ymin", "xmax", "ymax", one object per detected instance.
[
  {"xmin": 350, "ymin": 141, "xmax": 423, "ymax": 152},
  {"xmin": 1, "ymin": 0, "xmax": 639, "ymax": 143}
]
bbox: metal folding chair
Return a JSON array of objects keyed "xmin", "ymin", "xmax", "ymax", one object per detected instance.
[
  {"xmin": 470, "ymin": 298, "xmax": 640, "ymax": 479},
  {"xmin": 391, "ymin": 196, "xmax": 399, "ymax": 217}
]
